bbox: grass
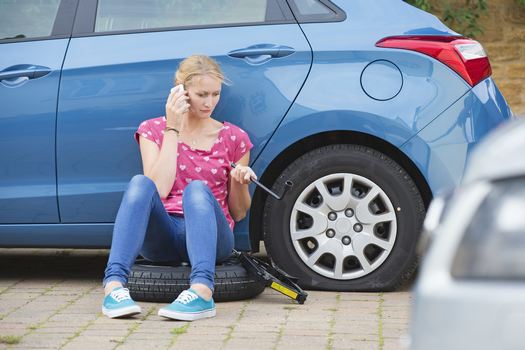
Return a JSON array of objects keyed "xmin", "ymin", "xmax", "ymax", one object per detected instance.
[
  {"xmin": 167, "ymin": 323, "xmax": 190, "ymax": 348},
  {"xmin": 170, "ymin": 323, "xmax": 190, "ymax": 336},
  {"xmin": 377, "ymin": 292, "xmax": 385, "ymax": 350},
  {"xmin": 0, "ymin": 335, "xmax": 22, "ymax": 344},
  {"xmin": 324, "ymin": 292, "xmax": 341, "ymax": 350},
  {"xmin": 223, "ymin": 300, "xmax": 249, "ymax": 345}
]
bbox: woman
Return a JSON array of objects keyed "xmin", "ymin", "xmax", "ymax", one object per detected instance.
[{"xmin": 102, "ymin": 55, "xmax": 255, "ymax": 321}]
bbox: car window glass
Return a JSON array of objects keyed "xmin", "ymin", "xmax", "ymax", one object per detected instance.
[
  {"xmin": 95, "ymin": 0, "xmax": 280, "ymax": 32},
  {"xmin": 0, "ymin": 0, "xmax": 61, "ymax": 40},
  {"xmin": 290, "ymin": 0, "xmax": 332, "ymax": 16}
]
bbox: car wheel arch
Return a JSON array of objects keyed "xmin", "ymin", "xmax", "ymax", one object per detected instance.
[{"xmin": 249, "ymin": 129, "xmax": 432, "ymax": 251}]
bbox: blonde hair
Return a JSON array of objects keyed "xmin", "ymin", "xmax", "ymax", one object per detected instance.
[{"xmin": 174, "ymin": 55, "xmax": 230, "ymax": 87}]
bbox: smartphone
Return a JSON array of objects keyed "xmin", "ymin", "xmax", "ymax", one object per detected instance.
[{"xmin": 171, "ymin": 84, "xmax": 185, "ymax": 94}]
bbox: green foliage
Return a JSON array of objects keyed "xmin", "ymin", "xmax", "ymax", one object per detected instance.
[
  {"xmin": 0, "ymin": 335, "xmax": 22, "ymax": 344},
  {"xmin": 406, "ymin": 0, "xmax": 432, "ymax": 11},
  {"xmin": 443, "ymin": 0, "xmax": 488, "ymax": 38},
  {"xmin": 408, "ymin": 0, "xmax": 525, "ymax": 38}
]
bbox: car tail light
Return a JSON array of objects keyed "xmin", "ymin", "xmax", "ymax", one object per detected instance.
[{"xmin": 376, "ymin": 35, "xmax": 492, "ymax": 87}]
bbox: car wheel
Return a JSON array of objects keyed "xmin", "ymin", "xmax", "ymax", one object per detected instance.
[
  {"xmin": 127, "ymin": 256, "xmax": 266, "ymax": 302},
  {"xmin": 263, "ymin": 144, "xmax": 425, "ymax": 291}
]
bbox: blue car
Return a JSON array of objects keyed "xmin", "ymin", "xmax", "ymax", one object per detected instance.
[{"xmin": 0, "ymin": 0, "xmax": 512, "ymax": 291}]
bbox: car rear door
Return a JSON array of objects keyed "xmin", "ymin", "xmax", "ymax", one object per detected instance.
[
  {"xmin": 0, "ymin": 0, "xmax": 76, "ymax": 224},
  {"xmin": 57, "ymin": 0, "xmax": 311, "ymax": 223}
]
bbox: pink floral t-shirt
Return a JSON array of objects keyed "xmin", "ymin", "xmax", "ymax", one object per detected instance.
[{"xmin": 135, "ymin": 117, "xmax": 253, "ymax": 230}]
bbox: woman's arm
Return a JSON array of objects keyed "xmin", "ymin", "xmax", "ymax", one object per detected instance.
[
  {"xmin": 140, "ymin": 85, "xmax": 189, "ymax": 198},
  {"xmin": 228, "ymin": 152, "xmax": 256, "ymax": 221},
  {"xmin": 139, "ymin": 130, "xmax": 179, "ymax": 199}
]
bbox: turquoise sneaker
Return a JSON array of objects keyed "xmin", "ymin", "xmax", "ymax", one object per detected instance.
[
  {"xmin": 102, "ymin": 287, "xmax": 141, "ymax": 318},
  {"xmin": 158, "ymin": 289, "xmax": 216, "ymax": 321}
]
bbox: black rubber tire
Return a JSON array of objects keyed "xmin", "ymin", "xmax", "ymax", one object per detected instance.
[
  {"xmin": 128, "ymin": 257, "xmax": 266, "ymax": 303},
  {"xmin": 263, "ymin": 144, "xmax": 426, "ymax": 292}
]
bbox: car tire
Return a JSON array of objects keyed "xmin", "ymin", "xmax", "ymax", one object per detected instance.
[
  {"xmin": 127, "ymin": 257, "xmax": 266, "ymax": 303},
  {"xmin": 263, "ymin": 144, "xmax": 425, "ymax": 291}
]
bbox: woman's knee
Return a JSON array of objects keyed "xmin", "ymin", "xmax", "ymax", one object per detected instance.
[
  {"xmin": 124, "ymin": 175, "xmax": 157, "ymax": 203},
  {"xmin": 182, "ymin": 181, "xmax": 215, "ymax": 215},
  {"xmin": 183, "ymin": 180, "xmax": 212, "ymax": 202}
]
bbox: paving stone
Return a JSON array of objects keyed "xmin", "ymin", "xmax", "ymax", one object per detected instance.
[
  {"xmin": 14, "ymin": 333, "xmax": 68, "ymax": 348},
  {"xmin": 61, "ymin": 339, "xmax": 119, "ymax": 350},
  {"xmin": 169, "ymin": 340, "xmax": 227, "ymax": 350},
  {"xmin": 184, "ymin": 327, "xmax": 230, "ymax": 336},
  {"xmin": 223, "ymin": 339, "xmax": 276, "ymax": 350},
  {"xmin": 277, "ymin": 334, "xmax": 328, "ymax": 347},
  {"xmin": 118, "ymin": 339, "xmax": 171, "ymax": 350},
  {"xmin": 0, "ymin": 249, "xmax": 413, "ymax": 350}
]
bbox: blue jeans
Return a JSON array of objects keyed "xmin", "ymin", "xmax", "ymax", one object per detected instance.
[{"xmin": 103, "ymin": 175, "xmax": 234, "ymax": 292}]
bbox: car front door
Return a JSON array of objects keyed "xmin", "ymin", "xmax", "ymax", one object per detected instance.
[
  {"xmin": 0, "ymin": 0, "xmax": 75, "ymax": 224},
  {"xmin": 57, "ymin": 0, "xmax": 312, "ymax": 232}
]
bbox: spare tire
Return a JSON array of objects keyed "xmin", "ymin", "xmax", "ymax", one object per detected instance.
[{"xmin": 128, "ymin": 256, "xmax": 266, "ymax": 303}]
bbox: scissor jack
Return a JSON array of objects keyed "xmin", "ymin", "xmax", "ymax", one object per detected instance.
[{"xmin": 230, "ymin": 163, "xmax": 307, "ymax": 304}]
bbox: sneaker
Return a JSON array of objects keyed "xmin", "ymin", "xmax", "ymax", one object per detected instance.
[
  {"xmin": 158, "ymin": 289, "xmax": 216, "ymax": 321},
  {"xmin": 102, "ymin": 287, "xmax": 141, "ymax": 318}
]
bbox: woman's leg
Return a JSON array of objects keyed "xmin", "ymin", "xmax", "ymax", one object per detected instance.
[
  {"xmin": 182, "ymin": 180, "xmax": 235, "ymax": 296},
  {"xmin": 103, "ymin": 175, "xmax": 183, "ymax": 289}
]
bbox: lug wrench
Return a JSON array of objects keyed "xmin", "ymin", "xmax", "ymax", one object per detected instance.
[{"xmin": 230, "ymin": 162, "xmax": 293, "ymax": 200}]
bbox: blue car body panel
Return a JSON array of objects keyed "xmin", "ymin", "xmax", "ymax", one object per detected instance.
[
  {"xmin": 0, "ymin": 39, "xmax": 69, "ymax": 224},
  {"xmin": 0, "ymin": 0, "xmax": 513, "ymax": 249},
  {"xmin": 401, "ymin": 77, "xmax": 513, "ymax": 193}
]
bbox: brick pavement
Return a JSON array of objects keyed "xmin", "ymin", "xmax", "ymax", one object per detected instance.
[{"xmin": 0, "ymin": 249, "xmax": 411, "ymax": 350}]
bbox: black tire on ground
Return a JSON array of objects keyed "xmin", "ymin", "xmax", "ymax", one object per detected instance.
[
  {"xmin": 263, "ymin": 144, "xmax": 426, "ymax": 292},
  {"xmin": 127, "ymin": 257, "xmax": 266, "ymax": 303}
]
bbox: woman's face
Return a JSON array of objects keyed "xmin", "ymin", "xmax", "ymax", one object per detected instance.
[{"xmin": 186, "ymin": 74, "xmax": 222, "ymax": 120}]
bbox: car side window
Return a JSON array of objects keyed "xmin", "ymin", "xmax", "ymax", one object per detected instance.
[
  {"xmin": 95, "ymin": 0, "xmax": 287, "ymax": 33},
  {"xmin": 0, "ymin": 0, "xmax": 61, "ymax": 41},
  {"xmin": 287, "ymin": 0, "xmax": 345, "ymax": 23},
  {"xmin": 291, "ymin": 0, "xmax": 332, "ymax": 16}
]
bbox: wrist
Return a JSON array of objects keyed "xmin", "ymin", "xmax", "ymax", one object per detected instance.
[{"xmin": 164, "ymin": 126, "xmax": 179, "ymax": 135}]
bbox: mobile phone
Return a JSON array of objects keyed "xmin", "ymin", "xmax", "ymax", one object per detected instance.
[{"xmin": 171, "ymin": 84, "xmax": 185, "ymax": 94}]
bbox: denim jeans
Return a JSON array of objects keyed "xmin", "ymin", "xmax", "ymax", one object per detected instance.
[{"xmin": 103, "ymin": 175, "xmax": 234, "ymax": 292}]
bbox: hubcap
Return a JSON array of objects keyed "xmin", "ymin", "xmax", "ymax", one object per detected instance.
[{"xmin": 290, "ymin": 173, "xmax": 397, "ymax": 280}]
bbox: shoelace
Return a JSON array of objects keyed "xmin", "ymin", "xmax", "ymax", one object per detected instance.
[
  {"xmin": 175, "ymin": 290, "xmax": 199, "ymax": 305},
  {"xmin": 110, "ymin": 288, "xmax": 132, "ymax": 303}
]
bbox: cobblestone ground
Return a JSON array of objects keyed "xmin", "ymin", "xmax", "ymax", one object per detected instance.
[{"xmin": 0, "ymin": 249, "xmax": 411, "ymax": 350}]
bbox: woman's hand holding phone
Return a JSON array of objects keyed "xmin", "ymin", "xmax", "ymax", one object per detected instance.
[{"xmin": 165, "ymin": 84, "xmax": 189, "ymax": 131}]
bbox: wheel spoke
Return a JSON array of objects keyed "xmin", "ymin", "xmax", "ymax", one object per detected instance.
[
  {"xmin": 295, "ymin": 202, "xmax": 325, "ymax": 220},
  {"xmin": 354, "ymin": 249, "xmax": 373, "ymax": 274},
  {"xmin": 314, "ymin": 175, "xmax": 353, "ymax": 211},
  {"xmin": 306, "ymin": 240, "xmax": 333, "ymax": 266},
  {"xmin": 333, "ymin": 255, "xmax": 344, "ymax": 279},
  {"xmin": 356, "ymin": 206, "xmax": 396, "ymax": 225},
  {"xmin": 370, "ymin": 236, "xmax": 394, "ymax": 251},
  {"xmin": 291, "ymin": 219, "xmax": 327, "ymax": 241},
  {"xmin": 358, "ymin": 187, "xmax": 380, "ymax": 208}
]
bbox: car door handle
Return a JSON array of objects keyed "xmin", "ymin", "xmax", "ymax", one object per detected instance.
[
  {"xmin": 228, "ymin": 44, "xmax": 295, "ymax": 59},
  {"xmin": 0, "ymin": 65, "xmax": 52, "ymax": 81}
]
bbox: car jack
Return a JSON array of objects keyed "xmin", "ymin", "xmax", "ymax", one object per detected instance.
[
  {"xmin": 233, "ymin": 249, "xmax": 308, "ymax": 304},
  {"xmin": 230, "ymin": 163, "xmax": 306, "ymax": 304}
]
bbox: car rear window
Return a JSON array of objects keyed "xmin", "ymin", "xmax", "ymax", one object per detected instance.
[
  {"xmin": 0, "ymin": 0, "xmax": 61, "ymax": 40},
  {"xmin": 95, "ymin": 0, "xmax": 286, "ymax": 33}
]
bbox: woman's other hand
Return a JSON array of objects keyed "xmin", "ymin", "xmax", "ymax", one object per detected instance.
[
  {"xmin": 230, "ymin": 164, "xmax": 257, "ymax": 185},
  {"xmin": 165, "ymin": 84, "xmax": 189, "ymax": 130}
]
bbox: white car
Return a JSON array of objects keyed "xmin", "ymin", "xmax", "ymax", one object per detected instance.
[{"xmin": 410, "ymin": 118, "xmax": 525, "ymax": 350}]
